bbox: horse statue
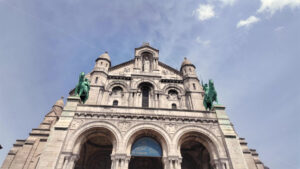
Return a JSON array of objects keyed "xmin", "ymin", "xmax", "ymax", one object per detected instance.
[
  {"xmin": 75, "ymin": 72, "xmax": 90, "ymax": 104},
  {"xmin": 202, "ymin": 79, "xmax": 218, "ymax": 110}
]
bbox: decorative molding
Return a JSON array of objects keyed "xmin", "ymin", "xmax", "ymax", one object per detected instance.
[
  {"xmin": 70, "ymin": 119, "xmax": 84, "ymax": 130},
  {"xmin": 74, "ymin": 111, "xmax": 218, "ymax": 124}
]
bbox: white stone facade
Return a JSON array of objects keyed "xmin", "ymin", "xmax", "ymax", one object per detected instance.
[{"xmin": 1, "ymin": 43, "xmax": 266, "ymax": 169}]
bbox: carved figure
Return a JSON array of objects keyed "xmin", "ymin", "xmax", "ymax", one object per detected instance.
[
  {"xmin": 143, "ymin": 56, "xmax": 150, "ymax": 72},
  {"xmin": 75, "ymin": 72, "xmax": 90, "ymax": 103},
  {"xmin": 202, "ymin": 79, "xmax": 218, "ymax": 110}
]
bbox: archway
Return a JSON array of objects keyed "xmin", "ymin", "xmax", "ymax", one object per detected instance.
[
  {"xmin": 129, "ymin": 137, "xmax": 163, "ymax": 169},
  {"xmin": 177, "ymin": 131, "xmax": 215, "ymax": 169},
  {"xmin": 74, "ymin": 128, "xmax": 115, "ymax": 169},
  {"xmin": 181, "ymin": 140, "xmax": 212, "ymax": 169}
]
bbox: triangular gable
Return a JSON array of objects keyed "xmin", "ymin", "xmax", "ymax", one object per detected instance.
[{"xmin": 158, "ymin": 61, "xmax": 181, "ymax": 76}]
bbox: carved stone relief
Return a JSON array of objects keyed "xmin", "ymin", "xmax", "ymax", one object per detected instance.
[
  {"xmin": 118, "ymin": 121, "xmax": 132, "ymax": 132},
  {"xmin": 165, "ymin": 123, "xmax": 177, "ymax": 134},
  {"xmin": 70, "ymin": 119, "xmax": 84, "ymax": 130}
]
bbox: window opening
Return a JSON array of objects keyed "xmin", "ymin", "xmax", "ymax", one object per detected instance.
[
  {"xmin": 113, "ymin": 100, "xmax": 118, "ymax": 106},
  {"xmin": 141, "ymin": 86, "xmax": 150, "ymax": 108},
  {"xmin": 95, "ymin": 77, "xmax": 98, "ymax": 84},
  {"xmin": 193, "ymin": 83, "xmax": 196, "ymax": 90},
  {"xmin": 112, "ymin": 86, "xmax": 123, "ymax": 96},
  {"xmin": 172, "ymin": 103, "xmax": 177, "ymax": 109}
]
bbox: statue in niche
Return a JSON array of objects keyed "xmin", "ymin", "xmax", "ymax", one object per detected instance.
[{"xmin": 143, "ymin": 56, "xmax": 150, "ymax": 72}]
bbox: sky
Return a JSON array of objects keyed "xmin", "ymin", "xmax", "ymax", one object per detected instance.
[{"xmin": 0, "ymin": 0, "xmax": 299, "ymax": 168}]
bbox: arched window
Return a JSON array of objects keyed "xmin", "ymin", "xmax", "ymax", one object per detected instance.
[
  {"xmin": 95, "ymin": 77, "xmax": 98, "ymax": 84},
  {"xmin": 112, "ymin": 86, "xmax": 123, "ymax": 96},
  {"xmin": 113, "ymin": 100, "xmax": 118, "ymax": 106},
  {"xmin": 131, "ymin": 137, "xmax": 162, "ymax": 157},
  {"xmin": 141, "ymin": 86, "xmax": 150, "ymax": 108},
  {"xmin": 193, "ymin": 83, "xmax": 196, "ymax": 90},
  {"xmin": 168, "ymin": 89, "xmax": 178, "ymax": 100},
  {"xmin": 172, "ymin": 103, "xmax": 177, "ymax": 109}
]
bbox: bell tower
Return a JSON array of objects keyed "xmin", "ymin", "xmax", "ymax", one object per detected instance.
[
  {"xmin": 91, "ymin": 51, "xmax": 111, "ymax": 86},
  {"xmin": 180, "ymin": 57, "xmax": 205, "ymax": 110}
]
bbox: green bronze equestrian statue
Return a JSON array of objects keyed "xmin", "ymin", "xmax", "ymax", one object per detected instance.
[
  {"xmin": 202, "ymin": 79, "xmax": 218, "ymax": 110},
  {"xmin": 75, "ymin": 72, "xmax": 90, "ymax": 103}
]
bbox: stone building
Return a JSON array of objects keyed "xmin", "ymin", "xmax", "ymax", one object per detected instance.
[{"xmin": 1, "ymin": 43, "xmax": 266, "ymax": 169}]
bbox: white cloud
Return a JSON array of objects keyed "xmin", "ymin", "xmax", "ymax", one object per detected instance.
[
  {"xmin": 219, "ymin": 0, "xmax": 237, "ymax": 6},
  {"xmin": 196, "ymin": 37, "xmax": 211, "ymax": 46},
  {"xmin": 237, "ymin": 16, "xmax": 260, "ymax": 28},
  {"xmin": 258, "ymin": 0, "xmax": 300, "ymax": 14},
  {"xmin": 274, "ymin": 26, "xmax": 284, "ymax": 32},
  {"xmin": 194, "ymin": 4, "xmax": 215, "ymax": 21}
]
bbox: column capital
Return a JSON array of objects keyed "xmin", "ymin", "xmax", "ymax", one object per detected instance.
[{"xmin": 65, "ymin": 154, "xmax": 79, "ymax": 162}]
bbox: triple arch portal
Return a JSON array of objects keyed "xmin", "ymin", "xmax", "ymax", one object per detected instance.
[{"xmin": 74, "ymin": 136, "xmax": 213, "ymax": 169}]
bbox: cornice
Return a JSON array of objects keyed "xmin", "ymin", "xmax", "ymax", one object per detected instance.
[{"xmin": 74, "ymin": 111, "xmax": 218, "ymax": 123}]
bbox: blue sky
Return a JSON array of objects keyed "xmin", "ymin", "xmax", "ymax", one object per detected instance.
[{"xmin": 0, "ymin": 0, "xmax": 299, "ymax": 168}]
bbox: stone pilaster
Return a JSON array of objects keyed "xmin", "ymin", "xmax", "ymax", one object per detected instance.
[
  {"xmin": 37, "ymin": 96, "xmax": 80, "ymax": 169},
  {"xmin": 214, "ymin": 105, "xmax": 249, "ymax": 169}
]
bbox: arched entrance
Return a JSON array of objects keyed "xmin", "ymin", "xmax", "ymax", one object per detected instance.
[
  {"xmin": 181, "ymin": 140, "xmax": 212, "ymax": 169},
  {"xmin": 178, "ymin": 132, "xmax": 215, "ymax": 169},
  {"xmin": 74, "ymin": 128, "xmax": 115, "ymax": 169},
  {"xmin": 129, "ymin": 137, "xmax": 163, "ymax": 169}
]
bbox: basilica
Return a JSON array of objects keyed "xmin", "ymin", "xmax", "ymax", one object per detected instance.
[{"xmin": 1, "ymin": 43, "xmax": 266, "ymax": 169}]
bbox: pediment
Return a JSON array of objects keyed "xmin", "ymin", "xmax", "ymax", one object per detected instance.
[{"xmin": 108, "ymin": 60, "xmax": 135, "ymax": 75}]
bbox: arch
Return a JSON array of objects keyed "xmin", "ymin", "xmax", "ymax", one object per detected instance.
[
  {"xmin": 105, "ymin": 81, "xmax": 129, "ymax": 92},
  {"xmin": 123, "ymin": 123, "xmax": 172, "ymax": 157},
  {"xmin": 136, "ymin": 48, "xmax": 158, "ymax": 58},
  {"xmin": 133, "ymin": 79, "xmax": 159, "ymax": 91},
  {"xmin": 162, "ymin": 84, "xmax": 185, "ymax": 95},
  {"xmin": 171, "ymin": 103, "xmax": 177, "ymax": 109},
  {"xmin": 113, "ymin": 100, "xmax": 118, "ymax": 106},
  {"xmin": 131, "ymin": 137, "xmax": 162, "ymax": 157},
  {"xmin": 173, "ymin": 125, "xmax": 224, "ymax": 161},
  {"xmin": 112, "ymin": 86, "xmax": 123, "ymax": 96},
  {"xmin": 64, "ymin": 121, "xmax": 122, "ymax": 155}
]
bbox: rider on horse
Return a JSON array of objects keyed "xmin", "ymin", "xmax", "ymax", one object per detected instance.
[{"xmin": 75, "ymin": 72, "xmax": 90, "ymax": 104}]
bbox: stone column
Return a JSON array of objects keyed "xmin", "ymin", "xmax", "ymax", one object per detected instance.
[
  {"xmin": 111, "ymin": 154, "xmax": 130, "ymax": 169},
  {"xmin": 123, "ymin": 156, "xmax": 131, "ymax": 169},
  {"xmin": 162, "ymin": 157, "xmax": 170, "ymax": 169},
  {"xmin": 175, "ymin": 158, "xmax": 182, "ymax": 169},
  {"xmin": 211, "ymin": 160, "xmax": 222, "ymax": 169},
  {"xmin": 61, "ymin": 154, "xmax": 79, "ymax": 169},
  {"xmin": 163, "ymin": 157, "xmax": 182, "ymax": 169}
]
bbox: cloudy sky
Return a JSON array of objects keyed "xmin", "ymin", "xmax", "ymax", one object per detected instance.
[{"xmin": 0, "ymin": 0, "xmax": 299, "ymax": 168}]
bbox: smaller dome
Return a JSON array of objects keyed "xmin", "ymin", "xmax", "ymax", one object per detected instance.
[
  {"xmin": 54, "ymin": 97, "xmax": 64, "ymax": 108},
  {"xmin": 99, "ymin": 51, "xmax": 111, "ymax": 60},
  {"xmin": 181, "ymin": 57, "xmax": 193, "ymax": 67}
]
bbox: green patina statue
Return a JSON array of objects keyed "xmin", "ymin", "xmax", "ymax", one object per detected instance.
[
  {"xmin": 202, "ymin": 79, "xmax": 218, "ymax": 110},
  {"xmin": 75, "ymin": 72, "xmax": 90, "ymax": 103}
]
